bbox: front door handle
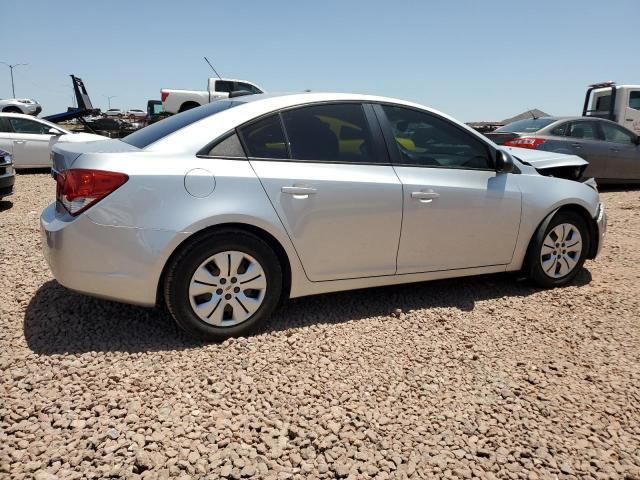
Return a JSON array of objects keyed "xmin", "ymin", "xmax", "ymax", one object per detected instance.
[
  {"xmin": 411, "ymin": 190, "xmax": 440, "ymax": 203},
  {"xmin": 281, "ymin": 186, "xmax": 317, "ymax": 197},
  {"xmin": 14, "ymin": 140, "xmax": 26, "ymax": 145}
]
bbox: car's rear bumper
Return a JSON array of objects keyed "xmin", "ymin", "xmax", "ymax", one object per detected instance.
[{"xmin": 40, "ymin": 202, "xmax": 188, "ymax": 306}]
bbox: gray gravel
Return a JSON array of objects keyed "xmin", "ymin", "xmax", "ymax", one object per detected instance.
[{"xmin": 1, "ymin": 173, "xmax": 640, "ymax": 480}]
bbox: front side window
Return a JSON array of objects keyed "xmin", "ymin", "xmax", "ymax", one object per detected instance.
[
  {"xmin": 0, "ymin": 117, "xmax": 12, "ymax": 133},
  {"xmin": 600, "ymin": 122, "xmax": 635, "ymax": 145},
  {"xmin": 630, "ymin": 91, "xmax": 640, "ymax": 111},
  {"xmin": 567, "ymin": 122, "xmax": 600, "ymax": 140},
  {"xmin": 8, "ymin": 118, "xmax": 49, "ymax": 134},
  {"xmin": 281, "ymin": 103, "xmax": 374, "ymax": 163},
  {"xmin": 382, "ymin": 105, "xmax": 491, "ymax": 169},
  {"xmin": 239, "ymin": 114, "xmax": 288, "ymax": 159}
]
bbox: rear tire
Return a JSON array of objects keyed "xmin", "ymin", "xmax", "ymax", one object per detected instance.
[
  {"xmin": 528, "ymin": 211, "xmax": 590, "ymax": 288},
  {"xmin": 164, "ymin": 229, "xmax": 282, "ymax": 341}
]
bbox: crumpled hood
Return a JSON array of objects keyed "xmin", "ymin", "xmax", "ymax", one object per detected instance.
[{"xmin": 504, "ymin": 147, "xmax": 588, "ymax": 169}]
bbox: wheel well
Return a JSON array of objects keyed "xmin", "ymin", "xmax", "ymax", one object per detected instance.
[
  {"xmin": 178, "ymin": 101, "xmax": 200, "ymax": 112},
  {"xmin": 156, "ymin": 223, "xmax": 292, "ymax": 307},
  {"xmin": 2, "ymin": 106, "xmax": 21, "ymax": 113},
  {"xmin": 555, "ymin": 205, "xmax": 599, "ymax": 259},
  {"xmin": 524, "ymin": 204, "xmax": 599, "ymax": 269}
]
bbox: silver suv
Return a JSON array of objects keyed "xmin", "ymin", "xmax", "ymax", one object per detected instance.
[{"xmin": 41, "ymin": 93, "xmax": 606, "ymax": 340}]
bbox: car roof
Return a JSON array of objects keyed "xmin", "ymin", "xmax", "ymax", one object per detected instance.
[
  {"xmin": 145, "ymin": 92, "xmax": 492, "ymax": 153},
  {"xmin": 0, "ymin": 112, "xmax": 71, "ymax": 131}
]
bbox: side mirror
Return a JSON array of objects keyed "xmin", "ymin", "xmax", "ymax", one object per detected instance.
[
  {"xmin": 48, "ymin": 128, "xmax": 63, "ymax": 135},
  {"xmin": 495, "ymin": 150, "xmax": 515, "ymax": 173}
]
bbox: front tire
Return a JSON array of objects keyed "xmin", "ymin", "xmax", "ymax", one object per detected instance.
[
  {"xmin": 164, "ymin": 230, "xmax": 282, "ymax": 340},
  {"xmin": 528, "ymin": 211, "xmax": 590, "ymax": 288}
]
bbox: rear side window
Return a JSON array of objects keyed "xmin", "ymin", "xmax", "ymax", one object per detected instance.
[
  {"xmin": 281, "ymin": 103, "xmax": 374, "ymax": 163},
  {"xmin": 239, "ymin": 114, "xmax": 288, "ymax": 159},
  {"xmin": 549, "ymin": 122, "xmax": 568, "ymax": 136},
  {"xmin": 215, "ymin": 81, "xmax": 234, "ymax": 93},
  {"xmin": 567, "ymin": 122, "xmax": 600, "ymax": 140},
  {"xmin": 205, "ymin": 132, "xmax": 246, "ymax": 157},
  {"xmin": 630, "ymin": 91, "xmax": 640, "ymax": 111},
  {"xmin": 0, "ymin": 117, "xmax": 12, "ymax": 133},
  {"xmin": 122, "ymin": 100, "xmax": 242, "ymax": 148}
]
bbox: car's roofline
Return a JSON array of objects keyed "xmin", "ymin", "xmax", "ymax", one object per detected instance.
[{"xmin": 0, "ymin": 112, "xmax": 71, "ymax": 133}]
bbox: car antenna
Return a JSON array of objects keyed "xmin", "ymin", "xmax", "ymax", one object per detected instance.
[
  {"xmin": 203, "ymin": 57, "xmax": 222, "ymax": 79},
  {"xmin": 529, "ymin": 109, "xmax": 539, "ymax": 120}
]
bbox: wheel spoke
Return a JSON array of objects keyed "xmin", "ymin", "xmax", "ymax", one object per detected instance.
[
  {"xmin": 192, "ymin": 266, "xmax": 219, "ymax": 285},
  {"xmin": 205, "ymin": 299, "xmax": 226, "ymax": 326},
  {"xmin": 190, "ymin": 282, "xmax": 216, "ymax": 296},
  {"xmin": 228, "ymin": 252, "xmax": 245, "ymax": 277},
  {"xmin": 541, "ymin": 243, "xmax": 555, "ymax": 255},
  {"xmin": 542, "ymin": 256, "xmax": 557, "ymax": 273},
  {"xmin": 194, "ymin": 295, "xmax": 222, "ymax": 320},
  {"xmin": 235, "ymin": 292, "xmax": 262, "ymax": 316}
]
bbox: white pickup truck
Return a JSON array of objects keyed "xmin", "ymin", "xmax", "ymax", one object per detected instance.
[
  {"xmin": 583, "ymin": 81, "xmax": 640, "ymax": 134},
  {"xmin": 161, "ymin": 78, "xmax": 264, "ymax": 114}
]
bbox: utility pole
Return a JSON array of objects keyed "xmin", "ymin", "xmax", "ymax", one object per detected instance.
[
  {"xmin": 0, "ymin": 62, "xmax": 28, "ymax": 98},
  {"xmin": 105, "ymin": 95, "xmax": 116, "ymax": 109}
]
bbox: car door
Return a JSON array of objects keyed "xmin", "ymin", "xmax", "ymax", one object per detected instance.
[
  {"xmin": 0, "ymin": 117, "xmax": 14, "ymax": 154},
  {"xmin": 6, "ymin": 117, "xmax": 54, "ymax": 168},
  {"xmin": 374, "ymin": 104, "xmax": 521, "ymax": 273},
  {"xmin": 242, "ymin": 103, "xmax": 403, "ymax": 281},
  {"xmin": 564, "ymin": 120, "xmax": 610, "ymax": 180},
  {"xmin": 599, "ymin": 121, "xmax": 640, "ymax": 180},
  {"xmin": 624, "ymin": 89, "xmax": 640, "ymax": 135}
]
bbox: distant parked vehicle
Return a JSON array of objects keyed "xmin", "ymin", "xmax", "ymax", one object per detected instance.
[
  {"xmin": 487, "ymin": 116, "xmax": 640, "ymax": 183},
  {"xmin": 161, "ymin": 77, "xmax": 263, "ymax": 114},
  {"xmin": 127, "ymin": 109, "xmax": 146, "ymax": 121},
  {"xmin": 43, "ymin": 93, "xmax": 605, "ymax": 341},
  {"xmin": 104, "ymin": 108, "xmax": 123, "ymax": 117},
  {"xmin": 583, "ymin": 81, "xmax": 640, "ymax": 134},
  {"xmin": 0, "ymin": 113, "xmax": 103, "ymax": 169},
  {"xmin": 0, "ymin": 98, "xmax": 42, "ymax": 116},
  {"xmin": 0, "ymin": 148, "xmax": 15, "ymax": 199}
]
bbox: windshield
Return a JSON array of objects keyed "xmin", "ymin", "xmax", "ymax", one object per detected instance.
[
  {"xmin": 122, "ymin": 100, "xmax": 244, "ymax": 148},
  {"xmin": 495, "ymin": 118, "xmax": 557, "ymax": 133}
]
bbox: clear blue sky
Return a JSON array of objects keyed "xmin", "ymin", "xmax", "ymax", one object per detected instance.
[{"xmin": 1, "ymin": 0, "xmax": 638, "ymax": 121}]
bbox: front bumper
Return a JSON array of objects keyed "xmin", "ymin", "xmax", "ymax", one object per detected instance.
[
  {"xmin": 40, "ymin": 202, "xmax": 188, "ymax": 306},
  {"xmin": 594, "ymin": 203, "xmax": 607, "ymax": 257},
  {"xmin": 0, "ymin": 162, "xmax": 15, "ymax": 198}
]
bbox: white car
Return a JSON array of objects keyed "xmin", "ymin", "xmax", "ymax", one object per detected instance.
[
  {"xmin": 0, "ymin": 113, "xmax": 104, "ymax": 169},
  {"xmin": 0, "ymin": 98, "xmax": 42, "ymax": 116},
  {"xmin": 126, "ymin": 109, "xmax": 146, "ymax": 120},
  {"xmin": 104, "ymin": 108, "xmax": 123, "ymax": 117}
]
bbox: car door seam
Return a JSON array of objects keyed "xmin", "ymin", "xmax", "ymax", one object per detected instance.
[{"xmin": 390, "ymin": 165, "xmax": 405, "ymax": 275}]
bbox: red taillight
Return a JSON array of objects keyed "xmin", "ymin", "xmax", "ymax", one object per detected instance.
[
  {"xmin": 161, "ymin": 90, "xmax": 169, "ymax": 102},
  {"xmin": 503, "ymin": 137, "xmax": 546, "ymax": 149},
  {"xmin": 56, "ymin": 169, "xmax": 128, "ymax": 216}
]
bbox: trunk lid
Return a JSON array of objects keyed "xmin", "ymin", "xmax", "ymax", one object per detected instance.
[{"xmin": 51, "ymin": 139, "xmax": 140, "ymax": 172}]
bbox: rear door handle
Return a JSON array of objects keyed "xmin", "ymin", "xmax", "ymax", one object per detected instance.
[
  {"xmin": 14, "ymin": 140, "xmax": 25, "ymax": 145},
  {"xmin": 411, "ymin": 190, "xmax": 440, "ymax": 203},
  {"xmin": 281, "ymin": 186, "xmax": 317, "ymax": 197}
]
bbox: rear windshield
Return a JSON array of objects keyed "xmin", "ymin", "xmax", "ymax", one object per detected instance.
[
  {"xmin": 495, "ymin": 118, "xmax": 557, "ymax": 133},
  {"xmin": 122, "ymin": 100, "xmax": 244, "ymax": 148}
]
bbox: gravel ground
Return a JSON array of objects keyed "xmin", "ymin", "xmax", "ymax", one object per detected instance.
[{"xmin": 1, "ymin": 173, "xmax": 639, "ymax": 480}]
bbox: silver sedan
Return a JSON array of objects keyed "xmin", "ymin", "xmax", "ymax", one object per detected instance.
[{"xmin": 41, "ymin": 93, "xmax": 606, "ymax": 340}]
